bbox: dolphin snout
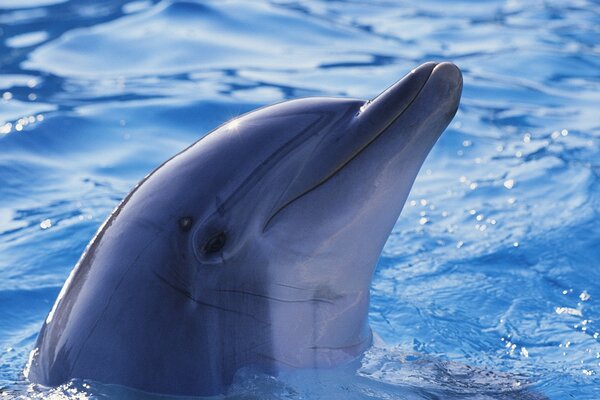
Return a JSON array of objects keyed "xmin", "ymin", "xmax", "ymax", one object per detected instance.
[
  {"xmin": 356, "ymin": 62, "xmax": 437, "ymax": 131},
  {"xmin": 427, "ymin": 62, "xmax": 463, "ymax": 115},
  {"xmin": 431, "ymin": 62, "xmax": 463, "ymax": 87},
  {"xmin": 356, "ymin": 61, "xmax": 462, "ymax": 135}
]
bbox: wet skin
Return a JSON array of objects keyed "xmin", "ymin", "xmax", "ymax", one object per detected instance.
[{"xmin": 27, "ymin": 62, "xmax": 463, "ymax": 396}]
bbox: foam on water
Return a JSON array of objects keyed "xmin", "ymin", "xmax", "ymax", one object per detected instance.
[{"xmin": 1, "ymin": 0, "xmax": 599, "ymax": 398}]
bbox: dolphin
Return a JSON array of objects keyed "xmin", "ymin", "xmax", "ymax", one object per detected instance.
[{"xmin": 26, "ymin": 62, "xmax": 462, "ymax": 396}]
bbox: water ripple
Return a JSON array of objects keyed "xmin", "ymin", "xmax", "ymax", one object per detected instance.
[{"xmin": 1, "ymin": 0, "xmax": 599, "ymax": 398}]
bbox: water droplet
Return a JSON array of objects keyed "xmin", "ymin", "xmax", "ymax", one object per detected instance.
[
  {"xmin": 513, "ymin": 241, "xmax": 519, "ymax": 247},
  {"xmin": 504, "ymin": 179, "xmax": 515, "ymax": 189},
  {"xmin": 2, "ymin": 92, "xmax": 13, "ymax": 101},
  {"xmin": 419, "ymin": 217, "xmax": 428, "ymax": 225},
  {"xmin": 0, "ymin": 123, "xmax": 12, "ymax": 134},
  {"xmin": 580, "ymin": 291, "xmax": 590, "ymax": 302},
  {"xmin": 555, "ymin": 307, "xmax": 582, "ymax": 317},
  {"xmin": 359, "ymin": 100, "xmax": 371, "ymax": 113},
  {"xmin": 40, "ymin": 219, "xmax": 52, "ymax": 229}
]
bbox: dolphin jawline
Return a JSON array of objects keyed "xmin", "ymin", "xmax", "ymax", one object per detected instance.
[{"xmin": 263, "ymin": 62, "xmax": 443, "ymax": 231}]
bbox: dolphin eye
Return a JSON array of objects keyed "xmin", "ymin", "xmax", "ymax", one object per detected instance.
[{"xmin": 202, "ymin": 232, "xmax": 227, "ymax": 254}]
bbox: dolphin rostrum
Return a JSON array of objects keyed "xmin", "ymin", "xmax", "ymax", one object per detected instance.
[{"xmin": 26, "ymin": 62, "xmax": 463, "ymax": 396}]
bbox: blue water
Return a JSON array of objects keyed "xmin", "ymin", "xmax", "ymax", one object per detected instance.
[{"xmin": 1, "ymin": 0, "xmax": 599, "ymax": 398}]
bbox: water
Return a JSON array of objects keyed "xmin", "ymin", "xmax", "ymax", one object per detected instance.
[{"xmin": 1, "ymin": 0, "xmax": 599, "ymax": 398}]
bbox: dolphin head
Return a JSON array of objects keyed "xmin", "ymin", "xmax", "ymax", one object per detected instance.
[
  {"xmin": 29, "ymin": 62, "xmax": 462, "ymax": 395},
  {"xmin": 137, "ymin": 61, "xmax": 462, "ymax": 364}
]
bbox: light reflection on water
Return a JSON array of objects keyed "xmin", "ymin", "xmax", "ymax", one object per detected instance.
[{"xmin": 1, "ymin": 0, "xmax": 599, "ymax": 399}]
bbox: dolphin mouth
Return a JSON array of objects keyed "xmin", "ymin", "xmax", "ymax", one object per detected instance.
[{"xmin": 263, "ymin": 62, "xmax": 462, "ymax": 231}]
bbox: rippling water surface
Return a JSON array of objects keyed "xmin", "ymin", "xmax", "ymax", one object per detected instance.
[{"xmin": 1, "ymin": 0, "xmax": 599, "ymax": 398}]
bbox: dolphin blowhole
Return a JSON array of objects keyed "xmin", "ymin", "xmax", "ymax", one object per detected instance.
[{"xmin": 27, "ymin": 62, "xmax": 463, "ymax": 396}]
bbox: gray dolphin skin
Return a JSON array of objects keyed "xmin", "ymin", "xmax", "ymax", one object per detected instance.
[{"xmin": 26, "ymin": 62, "xmax": 462, "ymax": 396}]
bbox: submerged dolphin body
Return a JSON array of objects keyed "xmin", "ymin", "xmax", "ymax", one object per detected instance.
[{"xmin": 27, "ymin": 62, "xmax": 462, "ymax": 396}]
